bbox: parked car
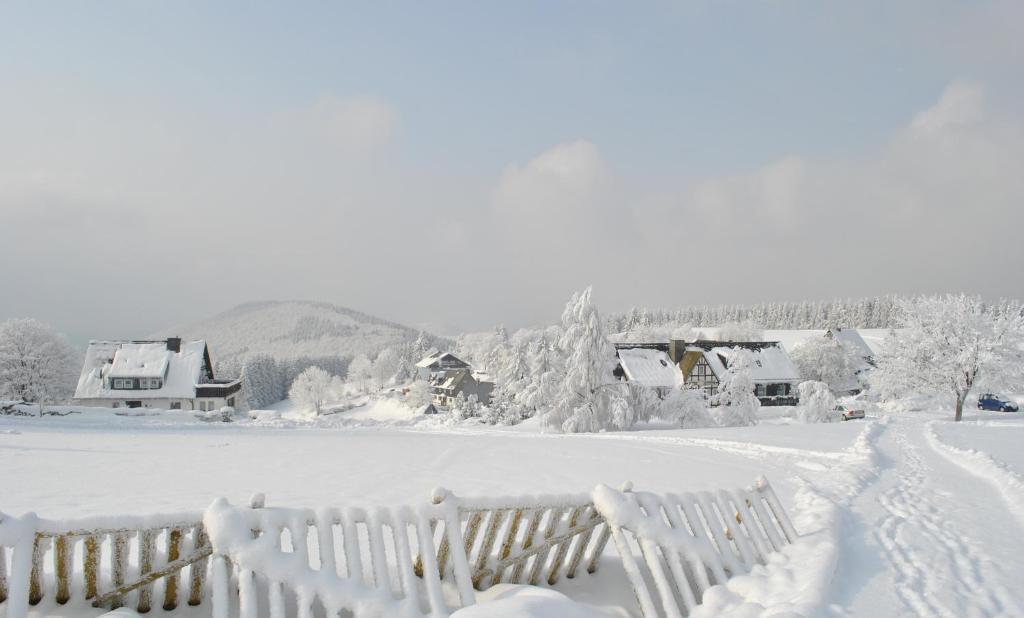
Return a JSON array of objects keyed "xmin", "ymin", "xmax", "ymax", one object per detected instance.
[
  {"xmin": 835, "ymin": 404, "xmax": 865, "ymax": 421},
  {"xmin": 977, "ymin": 394, "xmax": 1019, "ymax": 412}
]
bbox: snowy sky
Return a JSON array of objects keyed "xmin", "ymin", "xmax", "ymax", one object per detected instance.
[{"xmin": 2, "ymin": 2, "xmax": 1023, "ymax": 342}]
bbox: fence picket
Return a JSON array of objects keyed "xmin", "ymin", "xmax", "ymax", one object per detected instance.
[{"xmin": 162, "ymin": 528, "xmax": 181, "ymax": 610}]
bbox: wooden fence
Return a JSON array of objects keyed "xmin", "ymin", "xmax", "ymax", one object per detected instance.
[
  {"xmin": 1, "ymin": 512, "xmax": 210, "ymax": 614},
  {"xmin": 2, "ymin": 479, "xmax": 797, "ymax": 617}
]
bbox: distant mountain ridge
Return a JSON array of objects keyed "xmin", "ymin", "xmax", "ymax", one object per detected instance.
[{"xmin": 153, "ymin": 300, "xmax": 447, "ymax": 362}]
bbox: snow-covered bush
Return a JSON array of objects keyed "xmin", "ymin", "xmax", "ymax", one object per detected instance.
[
  {"xmin": 452, "ymin": 393, "xmax": 480, "ymax": 421},
  {"xmin": 711, "ymin": 348, "xmax": 760, "ymax": 426},
  {"xmin": 660, "ymin": 386, "xmax": 716, "ymax": 428},
  {"xmin": 795, "ymin": 381, "xmax": 839, "ymax": 423},
  {"xmin": 288, "ymin": 366, "xmax": 334, "ymax": 416},
  {"xmin": 791, "ymin": 336, "xmax": 863, "ymax": 393},
  {"xmin": 0, "ymin": 318, "xmax": 79, "ymax": 413},
  {"xmin": 870, "ymin": 294, "xmax": 1024, "ymax": 421},
  {"xmin": 543, "ymin": 288, "xmax": 632, "ymax": 433},
  {"xmin": 405, "ymin": 380, "xmax": 432, "ymax": 408},
  {"xmin": 624, "ymin": 383, "xmax": 662, "ymax": 425}
]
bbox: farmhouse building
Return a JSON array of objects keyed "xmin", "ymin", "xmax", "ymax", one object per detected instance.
[
  {"xmin": 675, "ymin": 340, "xmax": 801, "ymax": 406},
  {"xmin": 615, "ymin": 339, "xmax": 802, "ymax": 406},
  {"xmin": 73, "ymin": 338, "xmax": 241, "ymax": 411}
]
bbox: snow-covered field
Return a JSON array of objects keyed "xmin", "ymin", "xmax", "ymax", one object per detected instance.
[{"xmin": 3, "ymin": 403, "xmax": 1024, "ymax": 616}]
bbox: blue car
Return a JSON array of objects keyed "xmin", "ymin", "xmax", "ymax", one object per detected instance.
[{"xmin": 977, "ymin": 393, "xmax": 1019, "ymax": 412}]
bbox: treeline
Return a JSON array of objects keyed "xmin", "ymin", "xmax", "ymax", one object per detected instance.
[
  {"xmin": 606, "ymin": 295, "xmax": 903, "ymax": 332},
  {"xmin": 214, "ymin": 331, "xmax": 446, "ymax": 410}
]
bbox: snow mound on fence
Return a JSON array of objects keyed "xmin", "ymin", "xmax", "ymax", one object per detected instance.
[{"xmin": 452, "ymin": 585, "xmax": 623, "ymax": 617}]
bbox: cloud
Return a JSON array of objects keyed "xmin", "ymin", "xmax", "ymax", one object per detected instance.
[
  {"xmin": 308, "ymin": 95, "xmax": 399, "ymax": 152},
  {"xmin": 492, "ymin": 140, "xmax": 613, "ymax": 218},
  {"xmin": 909, "ymin": 80, "xmax": 984, "ymax": 135}
]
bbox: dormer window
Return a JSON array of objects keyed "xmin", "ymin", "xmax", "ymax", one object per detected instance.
[
  {"xmin": 112, "ymin": 378, "xmax": 132, "ymax": 389},
  {"xmin": 140, "ymin": 378, "xmax": 163, "ymax": 390}
]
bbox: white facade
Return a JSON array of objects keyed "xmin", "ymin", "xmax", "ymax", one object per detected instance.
[{"xmin": 73, "ymin": 338, "xmax": 241, "ymax": 411}]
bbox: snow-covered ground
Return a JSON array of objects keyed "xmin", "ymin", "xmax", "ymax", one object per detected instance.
[{"xmin": 3, "ymin": 403, "xmax": 1024, "ymax": 616}]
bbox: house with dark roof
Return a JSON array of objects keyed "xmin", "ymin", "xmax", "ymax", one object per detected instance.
[
  {"xmin": 431, "ymin": 369, "xmax": 495, "ymax": 408},
  {"xmin": 615, "ymin": 339, "xmax": 803, "ymax": 406},
  {"xmin": 72, "ymin": 337, "xmax": 241, "ymax": 411},
  {"xmin": 414, "ymin": 351, "xmax": 471, "ymax": 380}
]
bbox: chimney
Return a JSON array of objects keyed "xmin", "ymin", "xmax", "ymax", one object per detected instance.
[{"xmin": 166, "ymin": 337, "xmax": 181, "ymax": 353}]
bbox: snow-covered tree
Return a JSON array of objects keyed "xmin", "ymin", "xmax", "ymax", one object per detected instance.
[
  {"xmin": 347, "ymin": 354, "xmax": 373, "ymax": 393},
  {"xmin": 715, "ymin": 320, "xmax": 764, "ymax": 342},
  {"xmin": 240, "ymin": 353, "xmax": 287, "ymax": 409},
  {"xmin": 795, "ymin": 381, "xmax": 839, "ymax": 423},
  {"xmin": 288, "ymin": 366, "xmax": 333, "ymax": 416},
  {"xmin": 543, "ymin": 288, "xmax": 632, "ymax": 433},
  {"xmin": 870, "ymin": 294, "xmax": 1024, "ymax": 421},
  {"xmin": 406, "ymin": 379, "xmax": 433, "ymax": 409},
  {"xmin": 370, "ymin": 347, "xmax": 402, "ymax": 391},
  {"xmin": 520, "ymin": 339, "xmax": 564, "ymax": 418},
  {"xmin": 711, "ymin": 348, "xmax": 760, "ymax": 426},
  {"xmin": 790, "ymin": 336, "xmax": 863, "ymax": 393},
  {"xmin": 660, "ymin": 386, "xmax": 716, "ymax": 428},
  {"xmin": 0, "ymin": 318, "xmax": 79, "ymax": 413}
]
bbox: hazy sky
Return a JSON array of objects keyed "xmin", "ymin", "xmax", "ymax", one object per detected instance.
[{"xmin": 2, "ymin": 2, "xmax": 1022, "ymax": 343}]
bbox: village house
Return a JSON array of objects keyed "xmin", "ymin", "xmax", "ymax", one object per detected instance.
[
  {"xmin": 414, "ymin": 351, "xmax": 471, "ymax": 380},
  {"xmin": 73, "ymin": 337, "xmax": 241, "ymax": 411},
  {"xmin": 615, "ymin": 339, "xmax": 803, "ymax": 406},
  {"xmin": 431, "ymin": 368, "xmax": 495, "ymax": 408}
]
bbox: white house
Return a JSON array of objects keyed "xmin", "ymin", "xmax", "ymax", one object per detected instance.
[{"xmin": 72, "ymin": 338, "xmax": 241, "ymax": 411}]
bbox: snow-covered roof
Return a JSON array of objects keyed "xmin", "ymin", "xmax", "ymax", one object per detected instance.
[
  {"xmin": 827, "ymin": 328, "xmax": 874, "ymax": 360},
  {"xmin": 617, "ymin": 348, "xmax": 683, "ymax": 389},
  {"xmin": 694, "ymin": 344, "xmax": 801, "ymax": 383},
  {"xmin": 415, "ymin": 351, "xmax": 468, "ymax": 369},
  {"xmin": 107, "ymin": 343, "xmax": 170, "ymax": 378},
  {"xmin": 74, "ymin": 339, "xmax": 210, "ymax": 400}
]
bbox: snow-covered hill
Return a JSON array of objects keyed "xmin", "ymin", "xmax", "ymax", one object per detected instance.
[{"xmin": 154, "ymin": 300, "xmax": 446, "ymax": 362}]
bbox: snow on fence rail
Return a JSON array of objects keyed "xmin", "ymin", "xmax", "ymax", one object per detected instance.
[
  {"xmin": 1, "ymin": 477, "xmax": 797, "ymax": 618},
  {"xmin": 0, "ymin": 509, "xmax": 209, "ymax": 616}
]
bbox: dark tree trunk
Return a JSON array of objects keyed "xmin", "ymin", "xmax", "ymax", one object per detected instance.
[{"xmin": 955, "ymin": 396, "xmax": 964, "ymax": 422}]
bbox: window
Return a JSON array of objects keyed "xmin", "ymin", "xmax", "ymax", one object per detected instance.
[
  {"xmin": 170, "ymin": 402, "xmax": 181, "ymax": 410},
  {"xmin": 112, "ymin": 378, "xmax": 134, "ymax": 390},
  {"xmin": 112, "ymin": 402, "xmax": 120, "ymax": 408},
  {"xmin": 755, "ymin": 384, "xmax": 766, "ymax": 397}
]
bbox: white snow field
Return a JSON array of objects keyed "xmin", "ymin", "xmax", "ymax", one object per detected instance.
[{"xmin": 2, "ymin": 405, "xmax": 1024, "ymax": 617}]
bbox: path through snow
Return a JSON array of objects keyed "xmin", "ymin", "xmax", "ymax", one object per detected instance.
[{"xmin": 835, "ymin": 415, "xmax": 1024, "ymax": 617}]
